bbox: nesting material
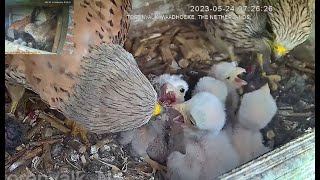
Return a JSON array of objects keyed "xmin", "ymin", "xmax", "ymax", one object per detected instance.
[{"xmin": 128, "ymin": 25, "xmax": 226, "ymax": 75}]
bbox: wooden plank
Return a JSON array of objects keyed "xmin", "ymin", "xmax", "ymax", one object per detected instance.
[
  {"xmin": 5, "ymin": 40, "xmax": 55, "ymax": 54},
  {"xmin": 219, "ymin": 129, "xmax": 315, "ymax": 179},
  {"xmin": 56, "ymin": 6, "xmax": 70, "ymax": 54},
  {"xmin": 51, "ymin": 13, "xmax": 63, "ymax": 53}
]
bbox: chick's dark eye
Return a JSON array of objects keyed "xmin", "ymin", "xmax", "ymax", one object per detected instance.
[
  {"xmin": 226, "ymin": 76, "xmax": 230, "ymax": 80},
  {"xmin": 180, "ymin": 88, "xmax": 185, "ymax": 93}
]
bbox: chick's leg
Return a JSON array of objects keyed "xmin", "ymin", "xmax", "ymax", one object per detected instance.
[
  {"xmin": 144, "ymin": 156, "xmax": 167, "ymax": 175},
  {"xmin": 65, "ymin": 119, "xmax": 89, "ymax": 146},
  {"xmin": 6, "ymin": 84, "xmax": 25, "ymax": 115},
  {"xmin": 227, "ymin": 91, "xmax": 239, "ymax": 128},
  {"xmin": 257, "ymin": 53, "xmax": 281, "ymax": 91}
]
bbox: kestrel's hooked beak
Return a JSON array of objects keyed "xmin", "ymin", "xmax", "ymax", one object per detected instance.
[
  {"xmin": 272, "ymin": 43, "xmax": 288, "ymax": 61},
  {"xmin": 152, "ymin": 102, "xmax": 164, "ymax": 116}
]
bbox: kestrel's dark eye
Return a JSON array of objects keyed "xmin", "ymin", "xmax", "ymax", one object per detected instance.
[
  {"xmin": 226, "ymin": 76, "xmax": 230, "ymax": 80},
  {"xmin": 180, "ymin": 88, "xmax": 185, "ymax": 93}
]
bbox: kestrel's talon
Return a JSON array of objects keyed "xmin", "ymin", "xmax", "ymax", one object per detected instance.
[
  {"xmin": 6, "ymin": 84, "xmax": 25, "ymax": 115},
  {"xmin": 144, "ymin": 157, "xmax": 167, "ymax": 175},
  {"xmin": 257, "ymin": 53, "xmax": 281, "ymax": 91},
  {"xmin": 261, "ymin": 72, "xmax": 281, "ymax": 91},
  {"xmin": 65, "ymin": 119, "xmax": 90, "ymax": 146},
  {"xmin": 257, "ymin": 53, "xmax": 264, "ymax": 68},
  {"xmin": 9, "ymin": 101, "xmax": 19, "ymax": 115}
]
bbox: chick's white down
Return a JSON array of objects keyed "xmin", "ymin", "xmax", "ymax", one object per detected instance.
[
  {"xmin": 193, "ymin": 76, "xmax": 228, "ymax": 105},
  {"xmin": 226, "ymin": 83, "xmax": 277, "ymax": 165},
  {"xmin": 226, "ymin": 123, "xmax": 271, "ymax": 165},
  {"xmin": 208, "ymin": 61, "xmax": 247, "ymax": 126},
  {"xmin": 210, "ymin": 62, "xmax": 247, "ymax": 90},
  {"xmin": 167, "ymin": 94, "xmax": 239, "ymax": 179},
  {"xmin": 238, "ymin": 83, "xmax": 277, "ymax": 131},
  {"xmin": 173, "ymin": 92, "xmax": 226, "ymax": 134},
  {"xmin": 118, "ymin": 74, "xmax": 188, "ymax": 169},
  {"xmin": 168, "ymin": 132, "xmax": 240, "ymax": 180},
  {"xmin": 153, "ymin": 74, "xmax": 189, "ymax": 104}
]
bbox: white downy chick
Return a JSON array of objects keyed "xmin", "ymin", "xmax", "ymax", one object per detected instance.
[
  {"xmin": 167, "ymin": 140, "xmax": 205, "ymax": 180},
  {"xmin": 209, "ymin": 62, "xmax": 247, "ymax": 125},
  {"xmin": 172, "ymin": 92, "xmax": 226, "ymax": 135},
  {"xmin": 225, "ymin": 123, "xmax": 271, "ymax": 165},
  {"xmin": 13, "ymin": 38, "xmax": 23, "ymax": 44},
  {"xmin": 167, "ymin": 131, "xmax": 239, "ymax": 180},
  {"xmin": 238, "ymin": 83, "xmax": 277, "ymax": 131},
  {"xmin": 210, "ymin": 62, "xmax": 247, "ymax": 91},
  {"xmin": 167, "ymin": 93, "xmax": 239, "ymax": 179},
  {"xmin": 152, "ymin": 74, "xmax": 189, "ymax": 105},
  {"xmin": 226, "ymin": 83, "xmax": 277, "ymax": 165},
  {"xmin": 118, "ymin": 74, "xmax": 189, "ymax": 174},
  {"xmin": 20, "ymin": 41, "xmax": 27, "ymax": 46},
  {"xmin": 192, "ymin": 76, "xmax": 228, "ymax": 105}
]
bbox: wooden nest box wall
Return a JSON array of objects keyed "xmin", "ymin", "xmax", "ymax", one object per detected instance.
[{"xmin": 5, "ymin": 0, "xmax": 72, "ymax": 54}]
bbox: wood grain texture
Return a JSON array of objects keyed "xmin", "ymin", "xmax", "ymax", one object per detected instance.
[
  {"xmin": 219, "ymin": 129, "xmax": 315, "ymax": 179},
  {"xmin": 5, "ymin": 40, "xmax": 55, "ymax": 54}
]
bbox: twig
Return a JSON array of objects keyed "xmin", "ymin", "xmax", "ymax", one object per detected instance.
[
  {"xmin": 285, "ymin": 62, "xmax": 315, "ymax": 74},
  {"xmin": 305, "ymin": 62, "xmax": 315, "ymax": 69},
  {"xmin": 39, "ymin": 112, "xmax": 71, "ymax": 133},
  {"xmin": 280, "ymin": 112, "xmax": 313, "ymax": 117},
  {"xmin": 304, "ymin": 104, "xmax": 315, "ymax": 110},
  {"xmin": 65, "ymin": 156, "xmax": 84, "ymax": 172},
  {"xmin": 43, "ymin": 143, "xmax": 53, "ymax": 172},
  {"xmin": 134, "ymin": 43, "xmax": 146, "ymax": 57},
  {"xmin": 278, "ymin": 106, "xmax": 294, "ymax": 110},
  {"xmin": 20, "ymin": 147, "xmax": 43, "ymax": 162},
  {"xmin": 140, "ymin": 33, "xmax": 162, "ymax": 42},
  {"xmin": 95, "ymin": 158, "xmax": 121, "ymax": 174},
  {"xmin": 5, "ymin": 148, "xmax": 27, "ymax": 166},
  {"xmin": 6, "ymin": 146, "xmax": 42, "ymax": 172},
  {"xmin": 29, "ymin": 137, "xmax": 64, "ymax": 147},
  {"xmin": 26, "ymin": 119, "xmax": 44, "ymax": 140},
  {"xmin": 143, "ymin": 64, "xmax": 167, "ymax": 74}
]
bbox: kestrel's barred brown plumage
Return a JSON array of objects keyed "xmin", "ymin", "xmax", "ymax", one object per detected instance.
[
  {"xmin": 6, "ymin": 0, "xmax": 165, "ymax": 133},
  {"xmin": 204, "ymin": 0, "xmax": 313, "ymax": 59}
]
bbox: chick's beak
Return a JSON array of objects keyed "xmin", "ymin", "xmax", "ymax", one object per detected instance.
[
  {"xmin": 160, "ymin": 84, "xmax": 168, "ymax": 96},
  {"xmin": 160, "ymin": 83, "xmax": 176, "ymax": 93},
  {"xmin": 172, "ymin": 103, "xmax": 192, "ymax": 126},
  {"xmin": 159, "ymin": 83, "xmax": 177, "ymax": 105},
  {"xmin": 232, "ymin": 67, "xmax": 247, "ymax": 88}
]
